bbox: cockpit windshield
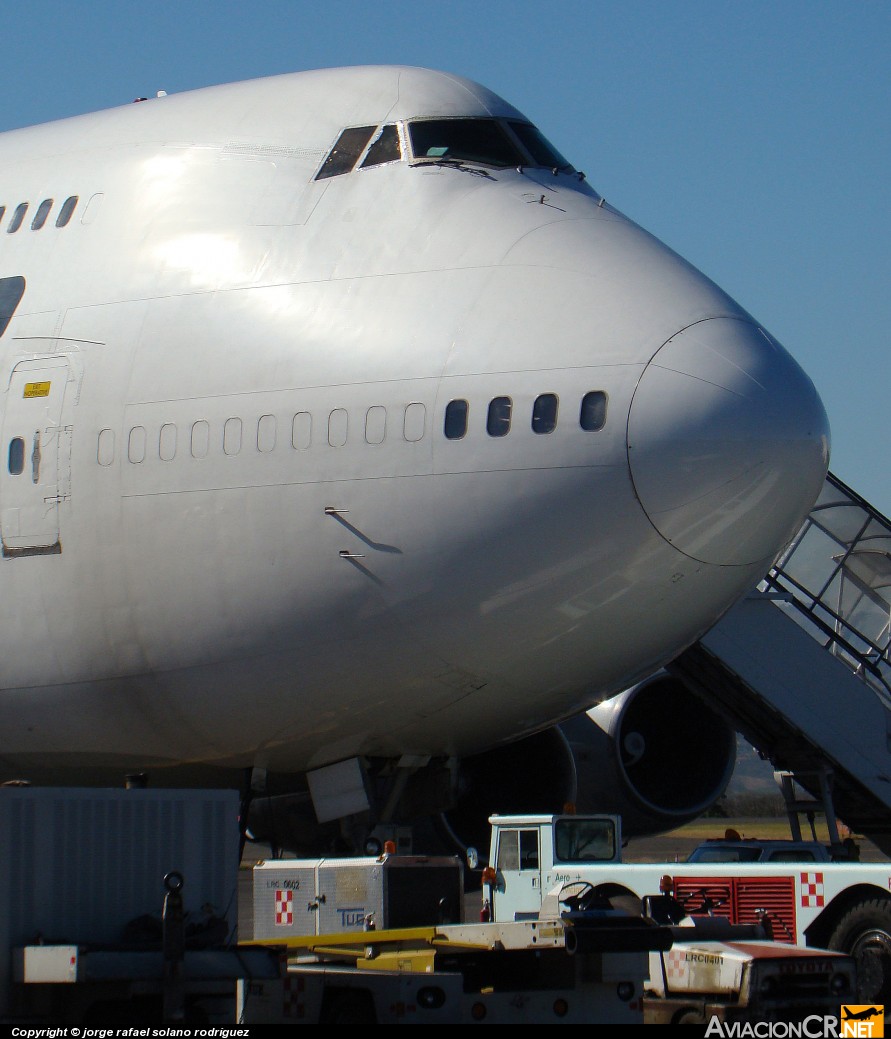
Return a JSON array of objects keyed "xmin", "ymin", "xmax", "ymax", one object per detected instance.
[
  {"xmin": 508, "ymin": 122, "xmax": 575, "ymax": 173},
  {"xmin": 409, "ymin": 119, "xmax": 523, "ymax": 168},
  {"xmin": 315, "ymin": 117, "xmax": 578, "ymax": 180},
  {"xmin": 408, "ymin": 118, "xmax": 576, "ymax": 173}
]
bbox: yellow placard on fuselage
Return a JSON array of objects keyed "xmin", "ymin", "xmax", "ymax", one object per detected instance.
[{"xmin": 23, "ymin": 382, "xmax": 51, "ymax": 398}]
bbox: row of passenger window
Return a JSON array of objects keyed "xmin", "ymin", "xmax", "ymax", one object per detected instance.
[
  {"xmin": 444, "ymin": 390, "xmax": 602, "ymax": 438},
  {"xmin": 95, "ymin": 406, "xmax": 427, "ymax": 466},
  {"xmin": 83, "ymin": 391, "xmax": 607, "ymax": 468},
  {"xmin": 0, "ymin": 196, "xmax": 79, "ymax": 234},
  {"xmin": 445, "ymin": 391, "xmax": 607, "ymax": 440}
]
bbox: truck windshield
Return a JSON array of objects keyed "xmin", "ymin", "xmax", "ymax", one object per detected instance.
[{"xmin": 554, "ymin": 819, "xmax": 615, "ymax": 862}]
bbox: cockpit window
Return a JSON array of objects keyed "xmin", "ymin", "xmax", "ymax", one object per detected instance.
[
  {"xmin": 361, "ymin": 124, "xmax": 401, "ymax": 168},
  {"xmin": 0, "ymin": 276, "xmax": 25, "ymax": 338},
  {"xmin": 316, "ymin": 126, "xmax": 376, "ymax": 180},
  {"xmin": 317, "ymin": 118, "xmax": 577, "ymax": 178},
  {"xmin": 409, "ymin": 119, "xmax": 524, "ymax": 168},
  {"xmin": 508, "ymin": 122, "xmax": 575, "ymax": 173}
]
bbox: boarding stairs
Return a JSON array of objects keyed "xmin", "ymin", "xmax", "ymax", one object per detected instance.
[{"xmin": 669, "ymin": 472, "xmax": 891, "ymax": 855}]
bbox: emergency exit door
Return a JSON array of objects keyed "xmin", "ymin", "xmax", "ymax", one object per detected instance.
[{"xmin": 1, "ymin": 356, "xmax": 70, "ymax": 555}]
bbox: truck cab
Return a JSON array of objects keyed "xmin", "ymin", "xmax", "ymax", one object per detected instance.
[{"xmin": 486, "ymin": 813, "xmax": 621, "ymax": 921}]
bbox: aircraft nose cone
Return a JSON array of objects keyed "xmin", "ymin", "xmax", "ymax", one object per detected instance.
[{"xmin": 627, "ymin": 317, "xmax": 830, "ymax": 566}]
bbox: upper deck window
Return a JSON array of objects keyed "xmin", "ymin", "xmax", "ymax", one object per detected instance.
[
  {"xmin": 316, "ymin": 126, "xmax": 376, "ymax": 180},
  {"xmin": 409, "ymin": 119, "xmax": 523, "ymax": 168},
  {"xmin": 508, "ymin": 122, "xmax": 575, "ymax": 173},
  {"xmin": 56, "ymin": 196, "xmax": 78, "ymax": 227},
  {"xmin": 7, "ymin": 203, "xmax": 28, "ymax": 234},
  {"xmin": 31, "ymin": 199, "xmax": 53, "ymax": 230}
]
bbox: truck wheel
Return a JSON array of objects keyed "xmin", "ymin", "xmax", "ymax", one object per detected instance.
[
  {"xmin": 827, "ymin": 898, "xmax": 891, "ymax": 1003},
  {"xmin": 674, "ymin": 1008, "xmax": 704, "ymax": 1024}
]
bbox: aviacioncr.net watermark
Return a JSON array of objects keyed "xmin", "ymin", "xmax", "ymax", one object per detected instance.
[{"xmin": 705, "ymin": 1009, "xmax": 884, "ymax": 1039}]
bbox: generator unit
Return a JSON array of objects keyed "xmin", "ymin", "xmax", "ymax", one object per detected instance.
[{"xmin": 240, "ymin": 854, "xmax": 463, "ymax": 941}]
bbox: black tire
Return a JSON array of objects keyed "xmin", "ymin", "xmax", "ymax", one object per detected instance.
[
  {"xmin": 827, "ymin": 897, "xmax": 891, "ymax": 1003},
  {"xmin": 674, "ymin": 1008, "xmax": 704, "ymax": 1025}
]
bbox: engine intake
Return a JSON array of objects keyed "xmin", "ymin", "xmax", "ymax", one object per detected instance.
[
  {"xmin": 442, "ymin": 672, "xmax": 735, "ymax": 850},
  {"xmin": 564, "ymin": 672, "xmax": 736, "ymax": 836}
]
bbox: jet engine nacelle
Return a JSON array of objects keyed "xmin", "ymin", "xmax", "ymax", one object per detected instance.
[
  {"xmin": 562, "ymin": 673, "xmax": 736, "ymax": 837},
  {"xmin": 440, "ymin": 673, "xmax": 736, "ymax": 851},
  {"xmin": 245, "ymin": 674, "xmax": 736, "ymax": 856}
]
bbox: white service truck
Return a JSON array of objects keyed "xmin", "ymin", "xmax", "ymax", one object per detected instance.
[
  {"xmin": 480, "ymin": 812, "xmax": 891, "ymax": 1005},
  {"xmin": 0, "ymin": 788, "xmax": 861, "ymax": 1027},
  {"xmin": 238, "ymin": 874, "xmax": 855, "ymax": 1025},
  {"xmin": 235, "ymin": 824, "xmax": 856, "ymax": 1025}
]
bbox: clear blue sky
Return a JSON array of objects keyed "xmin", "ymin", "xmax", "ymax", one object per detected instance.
[{"xmin": 3, "ymin": 1, "xmax": 889, "ymax": 515}]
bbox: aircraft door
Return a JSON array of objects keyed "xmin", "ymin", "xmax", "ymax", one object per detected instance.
[{"xmin": 1, "ymin": 356, "xmax": 70, "ymax": 556}]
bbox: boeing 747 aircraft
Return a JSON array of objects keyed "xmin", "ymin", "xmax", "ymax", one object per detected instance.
[{"xmin": 0, "ymin": 66, "xmax": 829, "ymax": 851}]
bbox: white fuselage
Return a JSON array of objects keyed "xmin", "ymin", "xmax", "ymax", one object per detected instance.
[{"xmin": 0, "ymin": 67, "xmax": 829, "ymax": 780}]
